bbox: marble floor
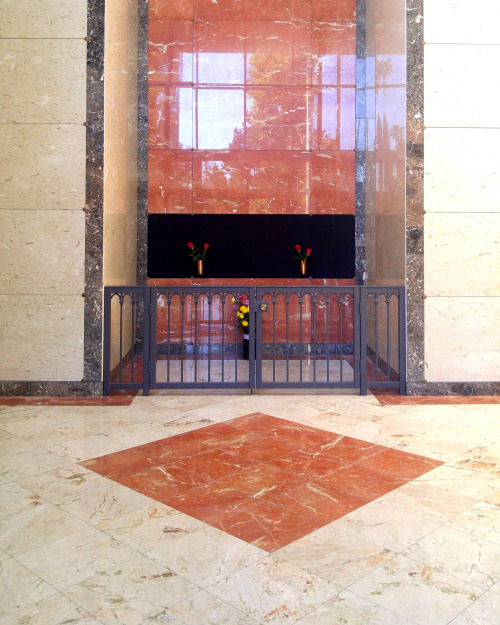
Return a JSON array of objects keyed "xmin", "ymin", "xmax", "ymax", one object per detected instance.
[{"xmin": 0, "ymin": 393, "xmax": 499, "ymax": 624}]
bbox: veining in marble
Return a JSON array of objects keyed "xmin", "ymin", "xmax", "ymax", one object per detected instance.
[
  {"xmin": 350, "ymin": 554, "xmax": 481, "ymax": 625},
  {"xmin": 0, "ymin": 393, "xmax": 500, "ymax": 623},
  {"xmin": 81, "ymin": 412, "xmax": 442, "ymax": 551},
  {"xmin": 403, "ymin": 526, "xmax": 500, "ymax": 590},
  {"xmin": 0, "ymin": 557, "xmax": 56, "ymax": 619},
  {"xmin": 208, "ymin": 554, "xmax": 340, "ymax": 625},
  {"xmin": 63, "ymin": 556, "xmax": 200, "ymax": 624},
  {"xmin": 16, "ymin": 526, "xmax": 137, "ymax": 591},
  {"xmin": 0, "ymin": 500, "xmax": 88, "ymax": 556}
]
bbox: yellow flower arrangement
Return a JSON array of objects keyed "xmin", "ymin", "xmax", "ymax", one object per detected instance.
[{"xmin": 232, "ymin": 295, "xmax": 250, "ymax": 330}]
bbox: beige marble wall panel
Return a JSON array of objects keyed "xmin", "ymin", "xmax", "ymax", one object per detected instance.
[
  {"xmin": 374, "ymin": 0, "xmax": 406, "ymax": 55},
  {"xmin": 0, "ymin": 125, "xmax": 86, "ymax": 210},
  {"xmin": 104, "ymin": 213, "xmax": 131, "ymax": 285},
  {"xmin": 424, "ymin": 129, "xmax": 500, "ymax": 213},
  {"xmin": 0, "ymin": 0, "xmax": 87, "ymax": 39},
  {"xmin": 374, "ymin": 214, "xmax": 405, "ymax": 283},
  {"xmin": 425, "ymin": 45, "xmax": 500, "ymax": 128},
  {"xmin": 425, "ymin": 297, "xmax": 500, "ymax": 382},
  {"xmin": 425, "ymin": 213, "xmax": 500, "ymax": 297},
  {"xmin": 0, "ymin": 296, "xmax": 84, "ymax": 381},
  {"xmin": 0, "ymin": 210, "xmax": 85, "ymax": 294},
  {"xmin": 0, "ymin": 40, "xmax": 86, "ymax": 123},
  {"xmin": 424, "ymin": 0, "xmax": 500, "ymax": 44}
]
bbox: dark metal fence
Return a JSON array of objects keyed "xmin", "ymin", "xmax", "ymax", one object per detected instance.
[{"xmin": 103, "ymin": 285, "xmax": 406, "ymax": 395}]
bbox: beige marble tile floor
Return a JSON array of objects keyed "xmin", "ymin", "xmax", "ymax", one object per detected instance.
[{"xmin": 0, "ymin": 392, "xmax": 499, "ymax": 624}]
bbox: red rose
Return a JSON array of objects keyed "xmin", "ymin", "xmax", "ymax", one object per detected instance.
[
  {"xmin": 295, "ymin": 244, "xmax": 301, "ymax": 251},
  {"xmin": 187, "ymin": 242, "xmax": 194, "ymax": 248},
  {"xmin": 204, "ymin": 243, "xmax": 210, "ymax": 249},
  {"xmin": 306, "ymin": 248, "xmax": 312, "ymax": 254}
]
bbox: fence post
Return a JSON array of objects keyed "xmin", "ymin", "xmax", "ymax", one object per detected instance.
[
  {"xmin": 398, "ymin": 287, "xmax": 407, "ymax": 395},
  {"xmin": 103, "ymin": 287, "xmax": 111, "ymax": 396},
  {"xmin": 142, "ymin": 287, "xmax": 151, "ymax": 396},
  {"xmin": 359, "ymin": 287, "xmax": 367, "ymax": 395}
]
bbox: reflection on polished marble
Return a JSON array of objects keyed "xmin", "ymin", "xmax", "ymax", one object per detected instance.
[
  {"xmin": 1, "ymin": 393, "xmax": 500, "ymax": 624},
  {"xmin": 155, "ymin": 357, "xmax": 354, "ymax": 384},
  {"xmin": 81, "ymin": 412, "xmax": 442, "ymax": 551}
]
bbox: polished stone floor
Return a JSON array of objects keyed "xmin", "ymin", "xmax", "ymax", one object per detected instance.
[{"xmin": 0, "ymin": 392, "xmax": 499, "ymax": 624}]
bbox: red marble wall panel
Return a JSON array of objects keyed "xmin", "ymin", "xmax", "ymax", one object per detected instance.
[
  {"xmin": 312, "ymin": 0, "xmax": 356, "ymax": 22},
  {"xmin": 149, "ymin": 86, "xmax": 193, "ymax": 149},
  {"xmin": 150, "ymin": 0, "xmax": 193, "ymax": 19},
  {"xmin": 194, "ymin": 21, "xmax": 311, "ymax": 86},
  {"xmin": 310, "ymin": 151, "xmax": 355, "ymax": 214},
  {"xmin": 194, "ymin": 0, "xmax": 312, "ymax": 22},
  {"xmin": 312, "ymin": 23, "xmax": 356, "ymax": 86},
  {"xmin": 193, "ymin": 151, "xmax": 309, "ymax": 214},
  {"xmin": 149, "ymin": 151, "xmax": 193, "ymax": 213},
  {"xmin": 310, "ymin": 88, "xmax": 355, "ymax": 150},
  {"xmin": 149, "ymin": 20, "xmax": 193, "ymax": 84}
]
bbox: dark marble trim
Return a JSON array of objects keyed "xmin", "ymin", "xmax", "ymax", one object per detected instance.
[
  {"xmin": 0, "ymin": 382, "xmax": 102, "ymax": 397},
  {"xmin": 407, "ymin": 382, "xmax": 500, "ymax": 397},
  {"xmin": 405, "ymin": 0, "xmax": 425, "ymax": 388},
  {"xmin": 83, "ymin": 0, "xmax": 105, "ymax": 394},
  {"xmin": 137, "ymin": 0, "xmax": 149, "ymax": 285},
  {"xmin": 355, "ymin": 0, "xmax": 367, "ymax": 285}
]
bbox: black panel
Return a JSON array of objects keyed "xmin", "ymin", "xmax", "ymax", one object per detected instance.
[{"xmin": 148, "ymin": 214, "xmax": 355, "ymax": 279}]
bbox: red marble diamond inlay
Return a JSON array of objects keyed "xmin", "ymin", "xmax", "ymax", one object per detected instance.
[{"xmin": 81, "ymin": 413, "xmax": 443, "ymax": 551}]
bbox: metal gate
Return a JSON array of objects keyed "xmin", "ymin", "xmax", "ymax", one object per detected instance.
[{"xmin": 104, "ymin": 285, "xmax": 406, "ymax": 395}]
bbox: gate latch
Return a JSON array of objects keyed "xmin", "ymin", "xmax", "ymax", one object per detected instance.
[{"xmin": 258, "ymin": 303, "xmax": 267, "ymax": 312}]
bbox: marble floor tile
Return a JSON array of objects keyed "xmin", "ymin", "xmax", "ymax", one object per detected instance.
[
  {"xmin": 331, "ymin": 500, "xmax": 442, "ymax": 552},
  {"xmin": 447, "ymin": 497, "xmax": 500, "ymax": 545},
  {"xmin": 0, "ymin": 593, "xmax": 101, "ymax": 625},
  {"xmin": 0, "ymin": 481, "xmax": 43, "ymax": 520},
  {"xmin": 63, "ymin": 555, "xmax": 200, "ymax": 624},
  {"xmin": 455, "ymin": 443, "xmax": 500, "ymax": 476},
  {"xmin": 0, "ymin": 549, "xmax": 8, "ymax": 561},
  {"xmin": 0, "ymin": 410, "xmax": 66, "ymax": 436},
  {"xmin": 96, "ymin": 503, "xmax": 207, "ymax": 553},
  {"xmin": 23, "ymin": 423, "xmax": 91, "ymax": 450},
  {"xmin": 147, "ymin": 525, "xmax": 264, "ymax": 587},
  {"xmin": 0, "ymin": 558, "xmax": 55, "ymax": 619},
  {"xmin": 295, "ymin": 590, "xmax": 418, "ymax": 625},
  {"xmin": 0, "ymin": 435, "xmax": 38, "ymax": 457},
  {"xmin": 403, "ymin": 526, "xmax": 500, "ymax": 589},
  {"xmin": 276, "ymin": 525, "xmax": 395, "ymax": 587},
  {"xmin": 48, "ymin": 433, "xmax": 126, "ymax": 462},
  {"xmin": 16, "ymin": 527, "xmax": 137, "ymax": 590},
  {"xmin": 413, "ymin": 464, "xmax": 500, "ymax": 499},
  {"xmin": 0, "ymin": 448, "xmax": 76, "ymax": 482},
  {"xmin": 54, "ymin": 480, "xmax": 152, "ymax": 525},
  {"xmin": 449, "ymin": 590, "xmax": 500, "ymax": 625},
  {"xmin": 378, "ymin": 481, "xmax": 478, "ymax": 522},
  {"xmin": 209, "ymin": 554, "xmax": 340, "ymax": 625},
  {"xmin": 350, "ymin": 554, "xmax": 481, "ymax": 625},
  {"xmin": 145, "ymin": 591, "xmax": 258, "ymax": 625},
  {"xmin": 17, "ymin": 465, "xmax": 107, "ymax": 502},
  {"xmin": 0, "ymin": 501, "xmax": 87, "ymax": 555}
]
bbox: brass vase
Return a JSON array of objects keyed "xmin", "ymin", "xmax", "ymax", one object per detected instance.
[
  {"xmin": 300, "ymin": 259, "xmax": 307, "ymax": 275},
  {"xmin": 197, "ymin": 259, "xmax": 203, "ymax": 276}
]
